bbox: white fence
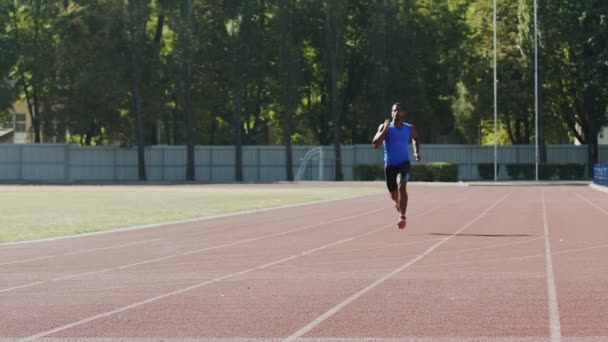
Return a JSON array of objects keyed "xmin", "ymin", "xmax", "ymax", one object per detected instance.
[{"xmin": 0, "ymin": 143, "xmax": 606, "ymax": 182}]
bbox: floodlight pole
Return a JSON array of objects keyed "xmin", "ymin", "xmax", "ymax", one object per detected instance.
[
  {"xmin": 534, "ymin": 0, "xmax": 539, "ymax": 182},
  {"xmin": 493, "ymin": 0, "xmax": 498, "ymax": 182}
]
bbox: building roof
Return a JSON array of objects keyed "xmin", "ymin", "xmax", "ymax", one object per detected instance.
[{"xmin": 0, "ymin": 128, "xmax": 15, "ymax": 143}]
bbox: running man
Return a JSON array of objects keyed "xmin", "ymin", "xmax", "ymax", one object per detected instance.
[{"xmin": 372, "ymin": 102, "xmax": 421, "ymax": 229}]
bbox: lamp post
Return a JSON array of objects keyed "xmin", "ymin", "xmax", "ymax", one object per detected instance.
[{"xmin": 493, "ymin": 0, "xmax": 498, "ymax": 182}]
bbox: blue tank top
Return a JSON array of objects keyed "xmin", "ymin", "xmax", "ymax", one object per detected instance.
[{"xmin": 384, "ymin": 122, "xmax": 411, "ymax": 165}]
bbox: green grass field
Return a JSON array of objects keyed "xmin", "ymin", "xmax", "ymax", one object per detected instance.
[{"xmin": 0, "ymin": 184, "xmax": 384, "ymax": 243}]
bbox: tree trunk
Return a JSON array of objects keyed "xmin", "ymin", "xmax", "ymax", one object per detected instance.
[
  {"xmin": 183, "ymin": 0, "xmax": 195, "ymax": 181},
  {"xmin": 184, "ymin": 60, "xmax": 195, "ymax": 181},
  {"xmin": 233, "ymin": 85, "xmax": 243, "ymax": 182},
  {"xmin": 128, "ymin": 0, "xmax": 146, "ymax": 181},
  {"xmin": 586, "ymin": 89, "xmax": 598, "ymax": 177},
  {"xmin": 279, "ymin": 0, "xmax": 294, "ymax": 181},
  {"xmin": 326, "ymin": 1, "xmax": 344, "ymax": 181}
]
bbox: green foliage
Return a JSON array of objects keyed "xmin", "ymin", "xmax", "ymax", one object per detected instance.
[
  {"xmin": 410, "ymin": 164, "xmax": 434, "ymax": 182},
  {"xmin": 480, "ymin": 119, "xmax": 511, "ymax": 145},
  {"xmin": 2, "ymin": 0, "xmax": 605, "ymax": 154},
  {"xmin": 477, "ymin": 163, "xmax": 500, "ymax": 180},
  {"xmin": 428, "ymin": 162, "xmax": 459, "ymax": 182},
  {"xmin": 0, "ymin": 2, "xmax": 17, "ymax": 112},
  {"xmin": 555, "ymin": 163, "xmax": 586, "ymax": 180},
  {"xmin": 353, "ymin": 164, "xmax": 384, "ymax": 181},
  {"xmin": 354, "ymin": 162, "xmax": 459, "ymax": 182},
  {"xmin": 506, "ymin": 163, "xmax": 587, "ymax": 180},
  {"xmin": 505, "ymin": 164, "xmax": 535, "ymax": 180},
  {"xmin": 540, "ymin": 1, "xmax": 608, "ymax": 156}
]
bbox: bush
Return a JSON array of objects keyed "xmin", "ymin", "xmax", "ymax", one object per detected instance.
[
  {"xmin": 506, "ymin": 163, "xmax": 586, "ymax": 180},
  {"xmin": 410, "ymin": 164, "xmax": 433, "ymax": 181},
  {"xmin": 557, "ymin": 163, "xmax": 585, "ymax": 180},
  {"xmin": 539, "ymin": 164, "xmax": 559, "ymax": 180},
  {"xmin": 353, "ymin": 164, "xmax": 384, "ymax": 181},
  {"xmin": 506, "ymin": 164, "xmax": 535, "ymax": 180},
  {"xmin": 477, "ymin": 163, "xmax": 499, "ymax": 180},
  {"xmin": 354, "ymin": 162, "xmax": 459, "ymax": 182},
  {"xmin": 429, "ymin": 162, "xmax": 459, "ymax": 182}
]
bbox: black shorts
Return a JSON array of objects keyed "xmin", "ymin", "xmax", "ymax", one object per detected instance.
[{"xmin": 384, "ymin": 161, "xmax": 411, "ymax": 192}]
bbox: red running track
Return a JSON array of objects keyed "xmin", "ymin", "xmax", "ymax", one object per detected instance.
[{"xmin": 1, "ymin": 184, "xmax": 608, "ymax": 342}]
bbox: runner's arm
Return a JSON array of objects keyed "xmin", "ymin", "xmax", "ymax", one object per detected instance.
[
  {"xmin": 411, "ymin": 125, "xmax": 421, "ymax": 161},
  {"xmin": 372, "ymin": 119, "xmax": 390, "ymax": 149}
]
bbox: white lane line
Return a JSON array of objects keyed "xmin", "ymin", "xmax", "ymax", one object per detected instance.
[
  {"xmin": 576, "ymin": 193, "xmax": 608, "ymax": 215},
  {"xmin": 124, "ymin": 206, "xmax": 445, "ymax": 272},
  {"xmin": 542, "ymin": 190, "xmax": 562, "ymax": 342},
  {"xmin": 118, "ymin": 255, "xmax": 178, "ymax": 269},
  {"xmin": 4, "ymin": 338, "xmax": 556, "ymax": 342},
  {"xmin": 282, "ymin": 193, "xmax": 510, "ymax": 342},
  {"xmin": 303, "ymin": 237, "xmax": 446, "ymax": 257},
  {"xmin": 404, "ymin": 241, "xmax": 608, "ymax": 271},
  {"xmin": 0, "ymin": 281, "xmax": 45, "ymax": 294},
  {"xmin": 52, "ymin": 269, "xmax": 113, "ymax": 282},
  {"xmin": 0, "ymin": 239, "xmax": 160, "ymax": 268},
  {"xmin": 0, "ymin": 255, "xmax": 55, "ymax": 266},
  {"xmin": 19, "ymin": 220, "xmax": 392, "ymax": 341},
  {"xmin": 272, "ymin": 235, "xmax": 544, "ymax": 270},
  {"xmin": 0, "ymin": 208, "xmax": 383, "ymax": 295},
  {"xmin": 181, "ymin": 208, "xmax": 384, "ymax": 255},
  {"xmin": 64, "ymin": 239, "xmax": 161, "ymax": 256},
  {"xmin": 1, "ymin": 194, "xmax": 383, "ymax": 247}
]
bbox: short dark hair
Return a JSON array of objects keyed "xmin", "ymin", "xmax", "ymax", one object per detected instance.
[{"xmin": 391, "ymin": 102, "xmax": 404, "ymax": 118}]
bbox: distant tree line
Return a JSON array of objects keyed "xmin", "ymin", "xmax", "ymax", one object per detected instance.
[{"xmin": 0, "ymin": 0, "xmax": 606, "ymax": 180}]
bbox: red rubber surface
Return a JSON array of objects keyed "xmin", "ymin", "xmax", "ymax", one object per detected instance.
[{"xmin": 1, "ymin": 184, "xmax": 607, "ymax": 341}]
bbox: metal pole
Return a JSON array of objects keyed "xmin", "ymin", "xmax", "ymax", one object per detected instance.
[
  {"xmin": 534, "ymin": 0, "xmax": 539, "ymax": 181},
  {"xmin": 319, "ymin": 146, "xmax": 323, "ymax": 181},
  {"xmin": 493, "ymin": 0, "xmax": 498, "ymax": 182}
]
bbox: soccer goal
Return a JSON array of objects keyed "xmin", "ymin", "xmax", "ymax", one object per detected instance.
[{"xmin": 295, "ymin": 146, "xmax": 324, "ymax": 182}]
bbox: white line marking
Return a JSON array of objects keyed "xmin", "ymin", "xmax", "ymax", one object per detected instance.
[
  {"xmin": 19, "ymin": 221, "xmax": 392, "ymax": 341},
  {"xmin": 589, "ymin": 183, "xmax": 608, "ymax": 194},
  {"xmin": 0, "ymin": 281, "xmax": 45, "ymax": 294},
  {"xmin": 1, "ymin": 194, "xmax": 383, "ymax": 246},
  {"xmin": 182, "ymin": 208, "xmax": 384, "ymax": 255},
  {"xmin": 1, "ymin": 269, "xmax": 114, "ymax": 293},
  {"xmin": 282, "ymin": 193, "xmax": 510, "ymax": 342},
  {"xmin": 407, "ymin": 241, "xmax": 608, "ymax": 271},
  {"xmin": 542, "ymin": 190, "xmax": 562, "ymax": 342},
  {"xmin": 273, "ymin": 235, "xmax": 545, "ymax": 270},
  {"xmin": 303, "ymin": 237, "xmax": 446, "ymax": 257},
  {"xmin": 64, "ymin": 239, "xmax": 160, "ymax": 256},
  {"xmin": 118, "ymin": 255, "xmax": 178, "ymax": 269},
  {"xmin": 0, "ymin": 255, "xmax": 55, "ymax": 266},
  {"xmin": 0, "ymin": 338, "xmax": 557, "ymax": 342},
  {"xmin": 0, "ymin": 239, "xmax": 160, "ymax": 268},
  {"xmin": 0, "ymin": 208, "xmax": 383, "ymax": 295},
  {"xmin": 552, "ymin": 243, "xmax": 608, "ymax": 256},
  {"xmin": 576, "ymin": 193, "xmax": 608, "ymax": 215},
  {"xmin": 52, "ymin": 269, "xmax": 112, "ymax": 282}
]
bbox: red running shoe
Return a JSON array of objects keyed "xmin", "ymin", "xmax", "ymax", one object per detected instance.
[{"xmin": 398, "ymin": 216, "xmax": 406, "ymax": 229}]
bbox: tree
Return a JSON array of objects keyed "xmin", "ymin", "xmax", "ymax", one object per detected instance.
[
  {"xmin": 128, "ymin": 0, "xmax": 147, "ymax": 180},
  {"xmin": 278, "ymin": 0, "xmax": 298, "ymax": 181},
  {"xmin": 0, "ymin": 1, "xmax": 17, "ymax": 114},
  {"xmin": 179, "ymin": 0, "xmax": 195, "ymax": 181},
  {"xmin": 8, "ymin": 0, "xmax": 60, "ymax": 143},
  {"xmin": 542, "ymin": 1, "xmax": 608, "ymax": 173},
  {"xmin": 52, "ymin": 1, "xmax": 131, "ymax": 145},
  {"xmin": 225, "ymin": 2, "xmax": 244, "ymax": 181},
  {"xmin": 325, "ymin": 0, "xmax": 346, "ymax": 181}
]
